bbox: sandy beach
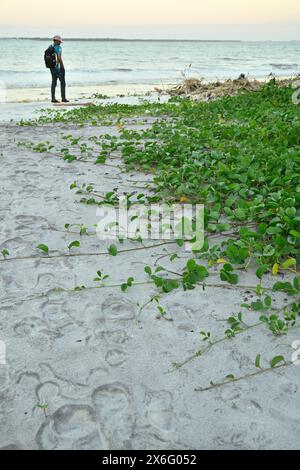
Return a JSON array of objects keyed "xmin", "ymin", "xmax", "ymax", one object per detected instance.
[{"xmin": 0, "ymin": 90, "xmax": 299, "ymax": 450}]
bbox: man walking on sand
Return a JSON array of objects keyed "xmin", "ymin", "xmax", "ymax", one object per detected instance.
[{"xmin": 49, "ymin": 35, "xmax": 69, "ymax": 103}]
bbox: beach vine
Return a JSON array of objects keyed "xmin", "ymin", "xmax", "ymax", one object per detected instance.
[{"xmin": 16, "ymin": 81, "xmax": 300, "ymax": 389}]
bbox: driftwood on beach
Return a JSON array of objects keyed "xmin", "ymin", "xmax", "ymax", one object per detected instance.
[{"xmin": 155, "ymin": 75, "xmax": 300, "ymax": 101}]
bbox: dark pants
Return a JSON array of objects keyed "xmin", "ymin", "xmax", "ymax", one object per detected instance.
[{"xmin": 50, "ymin": 67, "xmax": 66, "ymax": 100}]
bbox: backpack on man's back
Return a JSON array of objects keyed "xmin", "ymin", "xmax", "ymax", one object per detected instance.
[{"xmin": 44, "ymin": 45, "xmax": 56, "ymax": 69}]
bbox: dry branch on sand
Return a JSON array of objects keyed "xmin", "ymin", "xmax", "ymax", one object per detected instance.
[{"xmin": 155, "ymin": 74, "xmax": 300, "ymax": 101}]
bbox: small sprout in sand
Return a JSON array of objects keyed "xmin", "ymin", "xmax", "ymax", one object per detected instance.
[
  {"xmin": 64, "ymin": 223, "xmax": 87, "ymax": 235},
  {"xmin": 79, "ymin": 225, "xmax": 87, "ymax": 236},
  {"xmin": 156, "ymin": 305, "xmax": 168, "ymax": 319},
  {"xmin": 94, "ymin": 270, "xmax": 109, "ymax": 283},
  {"xmin": 225, "ymin": 313, "xmax": 245, "ymax": 338},
  {"xmin": 74, "ymin": 285, "xmax": 86, "ymax": 291},
  {"xmin": 37, "ymin": 244, "xmax": 49, "ymax": 254},
  {"xmin": 68, "ymin": 240, "xmax": 80, "ymax": 251},
  {"xmin": 36, "ymin": 402, "xmax": 49, "ymax": 417},
  {"xmin": 260, "ymin": 314, "xmax": 288, "ymax": 336},
  {"xmin": 200, "ymin": 331, "xmax": 211, "ymax": 342},
  {"xmin": 1, "ymin": 249, "xmax": 9, "ymax": 258},
  {"xmin": 108, "ymin": 244, "xmax": 118, "ymax": 256}
]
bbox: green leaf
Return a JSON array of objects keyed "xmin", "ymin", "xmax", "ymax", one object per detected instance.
[
  {"xmin": 108, "ymin": 244, "xmax": 118, "ymax": 256},
  {"xmin": 220, "ymin": 265, "xmax": 239, "ymax": 285},
  {"xmin": 144, "ymin": 266, "xmax": 152, "ymax": 276},
  {"xmin": 222, "ymin": 263, "xmax": 234, "ymax": 272},
  {"xmin": 281, "ymin": 258, "xmax": 296, "ymax": 270},
  {"xmin": 270, "ymin": 355, "xmax": 285, "ymax": 368},
  {"xmin": 79, "ymin": 225, "xmax": 87, "ymax": 236},
  {"xmin": 272, "ymin": 281, "xmax": 297, "ymax": 295},
  {"xmin": 258, "ymin": 223, "xmax": 267, "ymax": 235},
  {"xmin": 68, "ymin": 240, "xmax": 80, "ymax": 250},
  {"xmin": 251, "ymin": 301, "xmax": 264, "ymax": 311},
  {"xmin": 155, "ymin": 266, "xmax": 164, "ymax": 273},
  {"xmin": 266, "ymin": 226, "xmax": 282, "ymax": 235},
  {"xmin": 162, "ymin": 279, "xmax": 179, "ymax": 293},
  {"xmin": 226, "ymin": 374, "xmax": 235, "ymax": 381},
  {"xmin": 187, "ymin": 259, "xmax": 197, "ymax": 272},
  {"xmin": 153, "ymin": 276, "xmax": 164, "ymax": 288},
  {"xmin": 290, "ymin": 230, "xmax": 300, "ymax": 239},
  {"xmin": 255, "ymin": 354, "xmax": 261, "ymax": 368},
  {"xmin": 1, "ymin": 249, "xmax": 9, "ymax": 258},
  {"xmin": 37, "ymin": 244, "xmax": 49, "ymax": 254},
  {"xmin": 264, "ymin": 295, "xmax": 272, "ymax": 308},
  {"xmin": 256, "ymin": 265, "xmax": 269, "ymax": 280},
  {"xmin": 127, "ymin": 277, "xmax": 134, "ymax": 286}
]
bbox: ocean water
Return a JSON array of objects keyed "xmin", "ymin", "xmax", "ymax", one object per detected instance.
[{"xmin": 0, "ymin": 38, "xmax": 299, "ymax": 101}]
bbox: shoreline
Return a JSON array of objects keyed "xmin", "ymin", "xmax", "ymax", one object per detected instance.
[
  {"xmin": 3, "ymin": 73, "xmax": 299, "ymax": 105},
  {"xmin": 1, "ymin": 75, "xmax": 299, "ymax": 122},
  {"xmin": 2, "ymin": 83, "xmax": 165, "ymax": 104}
]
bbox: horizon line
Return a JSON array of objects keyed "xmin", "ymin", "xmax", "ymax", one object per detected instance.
[
  {"xmin": 1, "ymin": 37, "xmax": 300, "ymax": 42},
  {"xmin": 0, "ymin": 37, "xmax": 242, "ymax": 42}
]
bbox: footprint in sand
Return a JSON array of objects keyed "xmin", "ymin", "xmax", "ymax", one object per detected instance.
[
  {"xmin": 36, "ymin": 404, "xmax": 101, "ymax": 450},
  {"xmin": 14, "ymin": 317, "xmax": 61, "ymax": 350},
  {"xmin": 105, "ymin": 349, "xmax": 126, "ymax": 367},
  {"xmin": 165, "ymin": 303, "xmax": 196, "ymax": 332},
  {"xmin": 41, "ymin": 300, "xmax": 72, "ymax": 329},
  {"xmin": 92, "ymin": 382, "xmax": 135, "ymax": 449},
  {"xmin": 145, "ymin": 390, "xmax": 175, "ymax": 432},
  {"xmin": 101, "ymin": 296, "xmax": 136, "ymax": 324}
]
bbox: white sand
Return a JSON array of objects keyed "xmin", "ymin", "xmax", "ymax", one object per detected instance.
[
  {"xmin": 0, "ymin": 94, "xmax": 168, "ymax": 123},
  {"xmin": 0, "ymin": 102, "xmax": 300, "ymax": 450}
]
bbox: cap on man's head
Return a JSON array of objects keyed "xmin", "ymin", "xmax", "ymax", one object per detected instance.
[{"xmin": 53, "ymin": 35, "xmax": 63, "ymax": 43}]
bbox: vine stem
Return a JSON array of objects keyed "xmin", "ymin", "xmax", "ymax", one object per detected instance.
[
  {"xmin": 0, "ymin": 241, "xmax": 176, "ymax": 264},
  {"xmin": 135, "ymin": 296, "xmax": 158, "ymax": 324},
  {"xmin": 0, "ymin": 280, "xmax": 156, "ymax": 306},
  {"xmin": 171, "ymin": 301, "xmax": 299, "ymax": 371},
  {"xmin": 170, "ymin": 321, "xmax": 262, "ymax": 371},
  {"xmin": 195, "ymin": 361, "xmax": 293, "ymax": 393}
]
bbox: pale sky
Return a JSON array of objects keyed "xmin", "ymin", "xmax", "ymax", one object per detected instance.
[{"xmin": 1, "ymin": 0, "xmax": 300, "ymax": 39}]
